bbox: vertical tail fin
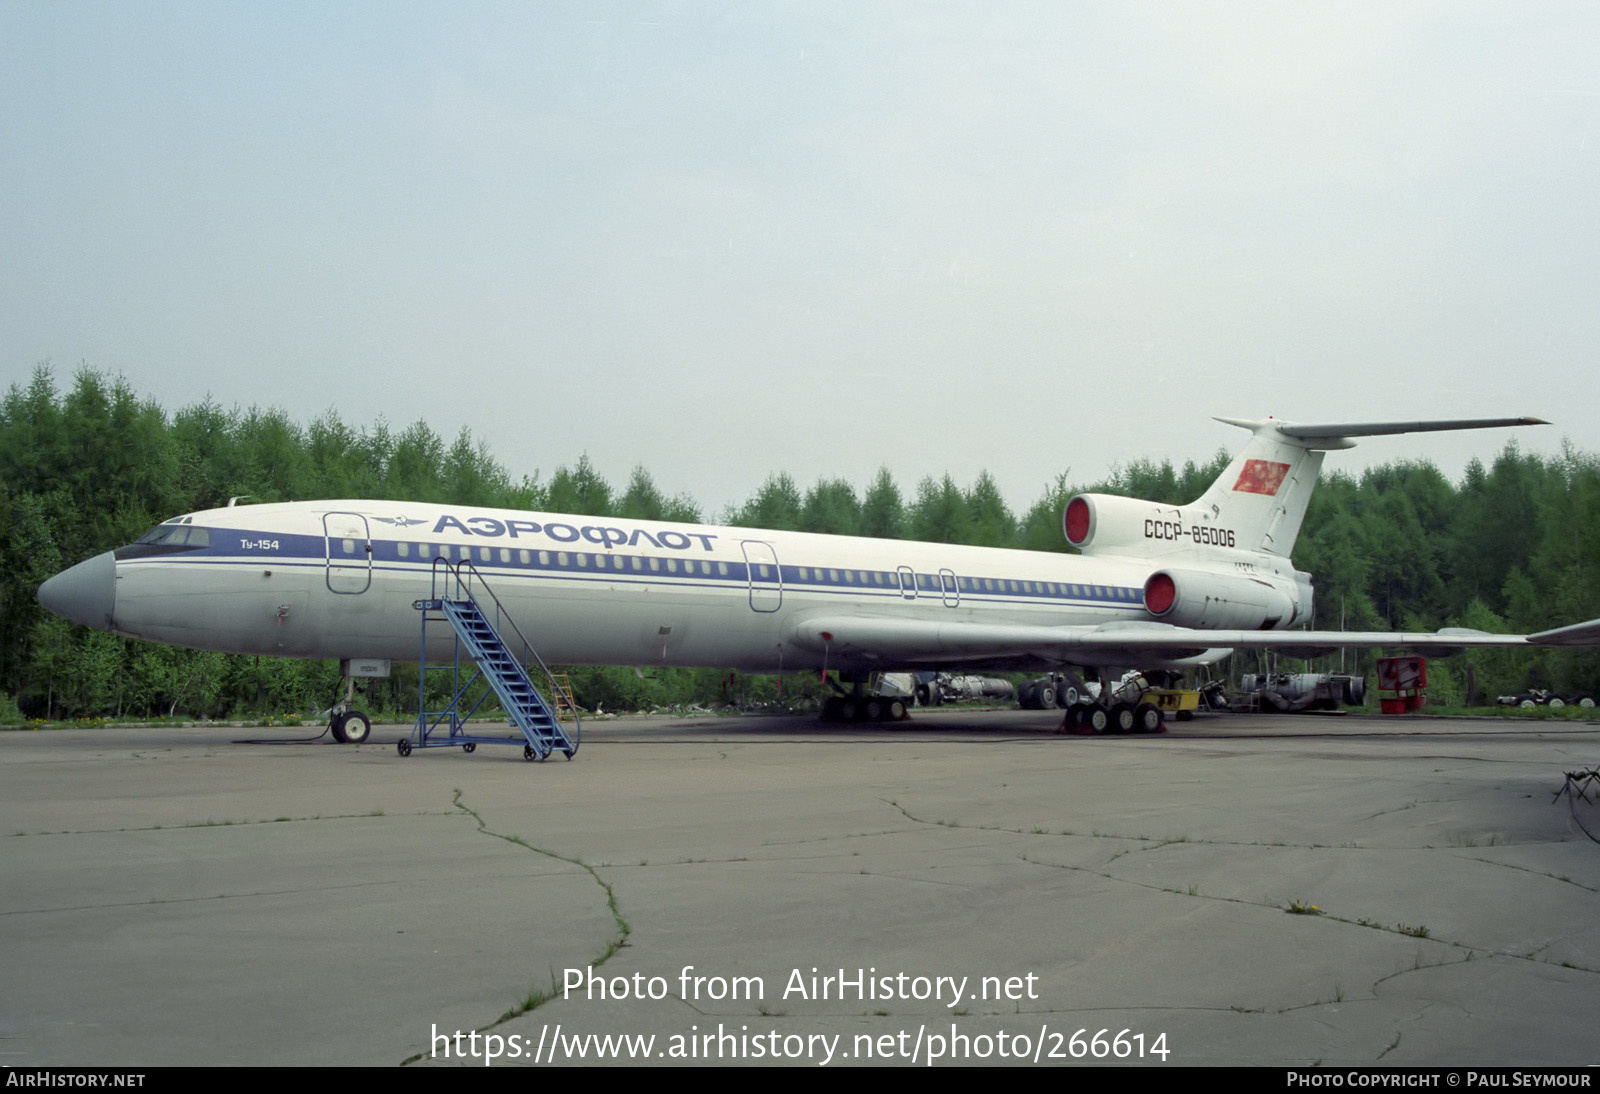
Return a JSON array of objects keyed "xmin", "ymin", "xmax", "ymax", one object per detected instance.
[
  {"xmin": 1199, "ymin": 416, "xmax": 1546, "ymax": 557},
  {"xmin": 1195, "ymin": 418, "xmax": 1330, "ymax": 556}
]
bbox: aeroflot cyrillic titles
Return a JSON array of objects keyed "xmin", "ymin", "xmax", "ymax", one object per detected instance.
[{"xmin": 430, "ymin": 514, "xmax": 720, "ymax": 552}]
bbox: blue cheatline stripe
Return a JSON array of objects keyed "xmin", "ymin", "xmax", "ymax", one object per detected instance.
[{"xmin": 159, "ymin": 527, "xmax": 1147, "ymax": 610}]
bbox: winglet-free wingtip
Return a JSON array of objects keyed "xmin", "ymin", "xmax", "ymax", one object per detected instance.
[
  {"xmin": 1212, "ymin": 416, "xmax": 1273, "ymax": 433},
  {"xmin": 1528, "ymin": 617, "xmax": 1600, "ymax": 646}
]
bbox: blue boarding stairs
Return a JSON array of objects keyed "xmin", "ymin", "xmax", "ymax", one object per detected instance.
[{"xmin": 402, "ymin": 558, "xmax": 579, "ymax": 761}]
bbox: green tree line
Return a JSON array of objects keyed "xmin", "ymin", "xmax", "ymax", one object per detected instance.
[{"xmin": 4, "ymin": 365, "xmax": 1598, "ymax": 719}]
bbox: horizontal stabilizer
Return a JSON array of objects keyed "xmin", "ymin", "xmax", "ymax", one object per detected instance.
[{"xmin": 1273, "ymin": 417, "xmax": 1547, "ymax": 441}]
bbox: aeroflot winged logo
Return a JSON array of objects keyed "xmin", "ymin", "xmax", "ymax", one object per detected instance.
[
  {"xmin": 431, "ymin": 514, "xmax": 718, "ymax": 551},
  {"xmin": 1232, "ymin": 459, "xmax": 1291, "ymax": 496}
]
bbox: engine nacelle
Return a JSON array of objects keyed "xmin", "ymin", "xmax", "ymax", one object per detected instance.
[
  {"xmin": 1064, "ymin": 493, "xmax": 1239, "ymax": 556},
  {"xmin": 1143, "ymin": 568, "xmax": 1308, "ymax": 630},
  {"xmin": 1065, "ymin": 494, "xmax": 1156, "ymax": 554}
]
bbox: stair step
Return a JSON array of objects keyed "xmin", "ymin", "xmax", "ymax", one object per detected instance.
[{"xmin": 425, "ymin": 591, "xmax": 577, "ymax": 757}]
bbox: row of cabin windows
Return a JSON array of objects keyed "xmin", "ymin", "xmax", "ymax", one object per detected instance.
[
  {"xmin": 372, "ymin": 542, "xmax": 1129, "ymax": 601},
  {"xmin": 788, "ymin": 564, "xmax": 1127, "ymax": 600},
  {"xmin": 390, "ymin": 541, "xmax": 728, "ymax": 575}
]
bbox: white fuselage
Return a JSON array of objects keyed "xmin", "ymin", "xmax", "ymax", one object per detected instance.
[{"xmin": 102, "ymin": 499, "xmax": 1211, "ymax": 674}]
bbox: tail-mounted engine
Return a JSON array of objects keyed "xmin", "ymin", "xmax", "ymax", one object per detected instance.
[
  {"xmin": 1064, "ymin": 493, "xmax": 1238, "ymax": 557},
  {"xmin": 1142, "ymin": 568, "xmax": 1312, "ymax": 630}
]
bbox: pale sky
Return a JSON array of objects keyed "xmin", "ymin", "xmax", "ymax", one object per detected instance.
[{"xmin": 4, "ymin": 2, "xmax": 1597, "ymax": 518}]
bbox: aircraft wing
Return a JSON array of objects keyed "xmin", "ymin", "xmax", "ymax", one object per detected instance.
[
  {"xmin": 1528, "ymin": 618, "xmax": 1600, "ymax": 646},
  {"xmin": 786, "ymin": 615, "xmax": 1598, "ymax": 671}
]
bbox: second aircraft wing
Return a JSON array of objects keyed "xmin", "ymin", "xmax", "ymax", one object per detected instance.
[{"xmin": 785, "ymin": 615, "xmax": 1595, "ymax": 672}]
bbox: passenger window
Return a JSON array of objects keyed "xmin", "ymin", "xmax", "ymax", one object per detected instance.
[
  {"xmin": 397, "ymin": 542, "xmax": 410, "ymax": 558},
  {"xmin": 666, "ymin": 558, "xmax": 677, "ymax": 573},
  {"xmin": 499, "ymin": 548, "xmax": 510, "ymax": 563},
  {"xmin": 649, "ymin": 558, "xmax": 660, "ymax": 572},
  {"xmin": 520, "ymin": 550, "xmax": 530, "ymax": 564},
  {"xmin": 539, "ymin": 551, "xmax": 550, "ymax": 565},
  {"xmin": 717, "ymin": 562, "xmax": 728, "ymax": 576},
  {"xmin": 578, "ymin": 554, "xmax": 588, "ymax": 567},
  {"xmin": 558, "ymin": 552, "xmax": 569, "ymax": 566}
]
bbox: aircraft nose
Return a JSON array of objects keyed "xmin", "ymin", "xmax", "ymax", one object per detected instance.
[{"xmin": 37, "ymin": 551, "xmax": 118, "ymax": 631}]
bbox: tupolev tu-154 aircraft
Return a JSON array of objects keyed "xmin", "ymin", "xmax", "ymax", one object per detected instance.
[{"xmin": 36, "ymin": 415, "xmax": 1600, "ymax": 742}]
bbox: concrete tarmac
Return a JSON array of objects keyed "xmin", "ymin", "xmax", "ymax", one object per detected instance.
[{"xmin": 2, "ymin": 708, "xmax": 1597, "ymax": 1067}]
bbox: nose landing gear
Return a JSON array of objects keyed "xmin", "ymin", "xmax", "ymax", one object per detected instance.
[
  {"xmin": 331, "ymin": 709, "xmax": 372, "ymax": 743},
  {"xmin": 328, "ymin": 666, "xmax": 373, "ymax": 743}
]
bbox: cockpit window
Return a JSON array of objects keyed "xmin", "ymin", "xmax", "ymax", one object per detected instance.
[
  {"xmin": 116, "ymin": 524, "xmax": 210, "ymax": 560},
  {"xmin": 132, "ymin": 525, "xmax": 210, "ymax": 547}
]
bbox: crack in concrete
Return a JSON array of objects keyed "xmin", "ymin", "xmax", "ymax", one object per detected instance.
[
  {"xmin": 886, "ymin": 796, "xmax": 1600, "ymax": 991},
  {"xmin": 1457, "ymin": 855, "xmax": 1600, "ymax": 894},
  {"xmin": 3, "ymin": 810, "xmax": 462, "ymax": 916},
  {"xmin": 1370, "ymin": 953, "xmax": 1478, "ymax": 992},
  {"xmin": 398, "ymin": 788, "xmax": 633, "ymax": 1066},
  {"xmin": 885, "ymin": 797, "xmax": 1370, "ymax": 851},
  {"xmin": 1, "ymin": 876, "xmax": 428, "ymax": 917},
  {"xmin": 1360, "ymin": 799, "xmax": 1432, "ymax": 820},
  {"xmin": 8, "ymin": 810, "xmax": 442, "ymax": 837},
  {"xmin": 760, "ymin": 828, "xmax": 919, "ymax": 847}
]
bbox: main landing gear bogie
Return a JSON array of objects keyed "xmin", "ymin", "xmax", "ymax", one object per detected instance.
[
  {"xmin": 821, "ymin": 696, "xmax": 911, "ymax": 723},
  {"xmin": 1061, "ymin": 701, "xmax": 1165, "ymax": 736}
]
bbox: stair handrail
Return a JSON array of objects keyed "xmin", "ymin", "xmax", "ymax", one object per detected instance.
[{"xmin": 430, "ymin": 556, "xmax": 579, "ymax": 742}]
